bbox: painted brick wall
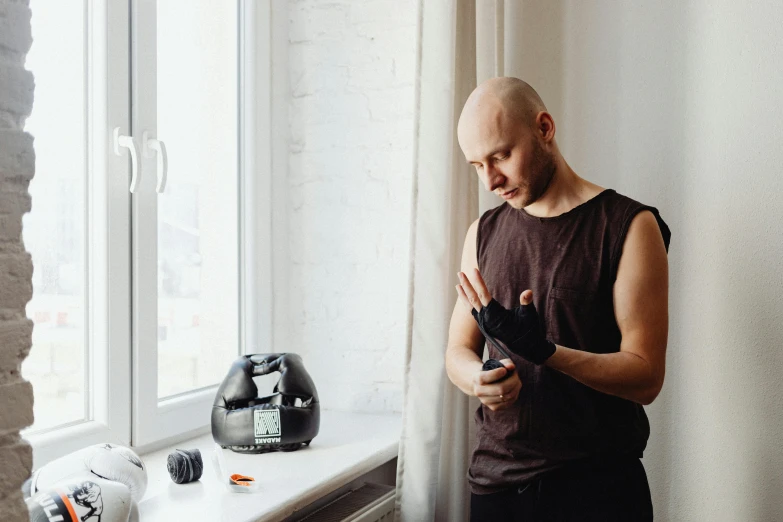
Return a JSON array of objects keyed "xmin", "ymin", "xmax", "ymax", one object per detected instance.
[
  {"xmin": 282, "ymin": 0, "xmax": 417, "ymax": 413},
  {"xmin": 0, "ymin": 0, "xmax": 35, "ymax": 519}
]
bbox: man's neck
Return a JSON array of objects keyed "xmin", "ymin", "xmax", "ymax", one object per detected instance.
[{"xmin": 522, "ymin": 163, "xmax": 605, "ymax": 218}]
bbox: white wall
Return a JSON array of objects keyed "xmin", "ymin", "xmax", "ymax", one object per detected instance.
[
  {"xmin": 278, "ymin": 0, "xmax": 417, "ymax": 413},
  {"xmin": 508, "ymin": 1, "xmax": 783, "ymax": 520},
  {"xmin": 275, "ymin": 1, "xmax": 783, "ymax": 517}
]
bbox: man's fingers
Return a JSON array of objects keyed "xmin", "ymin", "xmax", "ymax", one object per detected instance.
[
  {"xmin": 475, "ymin": 378, "xmax": 520, "ymax": 399},
  {"xmin": 481, "ymin": 388, "xmax": 520, "ymax": 410},
  {"xmin": 474, "ymin": 379, "xmax": 506, "ymax": 397},
  {"xmin": 457, "ymin": 270, "xmax": 492, "ymax": 309},
  {"xmin": 475, "ymin": 363, "xmax": 523, "ymax": 408},
  {"xmin": 477, "ymin": 389, "xmax": 507, "ymax": 403},
  {"xmin": 455, "ymin": 284, "xmax": 472, "ymax": 311},
  {"xmin": 483, "ymin": 398, "xmax": 506, "ymax": 410},
  {"xmin": 469, "ymin": 268, "xmax": 493, "ymax": 307},
  {"xmin": 478, "ymin": 365, "xmax": 507, "ymax": 384},
  {"xmin": 457, "ymin": 272, "xmax": 481, "ymax": 311},
  {"xmin": 519, "ymin": 289, "xmax": 533, "ymax": 305}
]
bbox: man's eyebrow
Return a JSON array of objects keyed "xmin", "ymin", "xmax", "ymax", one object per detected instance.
[{"xmin": 466, "ymin": 147, "xmax": 509, "ymax": 165}]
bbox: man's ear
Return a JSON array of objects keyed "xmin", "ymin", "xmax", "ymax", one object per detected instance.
[{"xmin": 536, "ymin": 111, "xmax": 556, "ymax": 142}]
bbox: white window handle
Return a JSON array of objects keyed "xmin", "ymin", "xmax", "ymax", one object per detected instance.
[
  {"xmin": 113, "ymin": 127, "xmax": 140, "ymax": 193},
  {"xmin": 143, "ymin": 131, "xmax": 168, "ymax": 193}
]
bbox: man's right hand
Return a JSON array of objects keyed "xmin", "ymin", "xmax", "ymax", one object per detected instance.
[{"xmin": 472, "ymin": 359, "xmax": 522, "ymax": 411}]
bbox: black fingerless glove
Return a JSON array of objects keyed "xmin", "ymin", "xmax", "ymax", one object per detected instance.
[{"xmin": 472, "ymin": 298, "xmax": 556, "ymax": 365}]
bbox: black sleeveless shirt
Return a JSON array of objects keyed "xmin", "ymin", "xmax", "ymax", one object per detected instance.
[{"xmin": 468, "ymin": 189, "xmax": 671, "ymax": 495}]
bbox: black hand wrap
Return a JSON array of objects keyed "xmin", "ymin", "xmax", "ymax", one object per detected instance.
[
  {"xmin": 211, "ymin": 353, "xmax": 320, "ymax": 454},
  {"xmin": 472, "ymin": 298, "xmax": 556, "ymax": 365},
  {"xmin": 167, "ymin": 448, "xmax": 203, "ymax": 484}
]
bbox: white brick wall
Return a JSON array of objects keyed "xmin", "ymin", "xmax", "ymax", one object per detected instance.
[
  {"xmin": 0, "ymin": 0, "xmax": 35, "ymax": 519},
  {"xmin": 282, "ymin": 0, "xmax": 417, "ymax": 413}
]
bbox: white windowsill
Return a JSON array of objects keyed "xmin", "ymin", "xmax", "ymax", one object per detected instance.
[{"xmin": 138, "ymin": 410, "xmax": 401, "ymax": 522}]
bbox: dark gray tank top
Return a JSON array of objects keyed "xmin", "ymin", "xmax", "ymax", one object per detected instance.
[{"xmin": 468, "ymin": 189, "xmax": 671, "ymax": 494}]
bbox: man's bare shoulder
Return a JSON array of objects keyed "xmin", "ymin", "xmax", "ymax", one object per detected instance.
[{"xmin": 462, "ymin": 218, "xmax": 481, "ymax": 272}]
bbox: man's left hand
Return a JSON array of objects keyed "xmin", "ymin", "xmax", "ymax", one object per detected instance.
[{"xmin": 457, "ymin": 268, "xmax": 556, "ymax": 365}]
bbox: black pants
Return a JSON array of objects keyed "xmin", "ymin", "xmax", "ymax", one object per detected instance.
[{"xmin": 470, "ymin": 456, "xmax": 653, "ymax": 522}]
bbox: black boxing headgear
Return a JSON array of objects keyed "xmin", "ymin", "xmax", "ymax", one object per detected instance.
[{"xmin": 211, "ymin": 353, "xmax": 320, "ymax": 454}]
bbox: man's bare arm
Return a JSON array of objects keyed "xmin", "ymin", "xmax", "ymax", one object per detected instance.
[
  {"xmin": 446, "ymin": 218, "xmax": 523, "ymax": 410},
  {"xmin": 544, "ymin": 210, "xmax": 669, "ymax": 405},
  {"xmin": 445, "ymin": 218, "xmax": 486, "ymax": 396}
]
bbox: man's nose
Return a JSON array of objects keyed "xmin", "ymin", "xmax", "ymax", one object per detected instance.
[{"xmin": 483, "ymin": 164, "xmax": 504, "ymax": 192}]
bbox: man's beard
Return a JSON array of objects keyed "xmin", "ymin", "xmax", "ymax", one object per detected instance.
[{"xmin": 515, "ymin": 139, "xmax": 556, "ymax": 208}]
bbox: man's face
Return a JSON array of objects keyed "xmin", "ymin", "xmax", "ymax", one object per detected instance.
[{"xmin": 459, "ymin": 107, "xmax": 556, "ymax": 210}]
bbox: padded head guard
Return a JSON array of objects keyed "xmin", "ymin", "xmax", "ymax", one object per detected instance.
[{"xmin": 211, "ymin": 353, "xmax": 320, "ymax": 454}]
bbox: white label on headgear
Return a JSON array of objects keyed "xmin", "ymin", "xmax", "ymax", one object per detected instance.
[{"xmin": 254, "ymin": 409, "xmax": 281, "ymax": 440}]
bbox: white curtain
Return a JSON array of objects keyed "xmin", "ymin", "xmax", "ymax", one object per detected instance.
[{"xmin": 394, "ymin": 1, "xmax": 507, "ymax": 520}]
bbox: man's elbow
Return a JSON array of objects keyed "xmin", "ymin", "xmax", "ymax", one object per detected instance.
[
  {"xmin": 444, "ymin": 345, "xmax": 458, "ymax": 384},
  {"xmin": 639, "ymin": 389, "xmax": 658, "ymax": 406},
  {"xmin": 639, "ymin": 376, "xmax": 665, "ymax": 406}
]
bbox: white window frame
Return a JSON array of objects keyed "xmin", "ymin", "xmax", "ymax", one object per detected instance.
[
  {"xmin": 129, "ymin": 0, "xmax": 199, "ymax": 448},
  {"xmin": 130, "ymin": 0, "xmax": 277, "ymax": 447},
  {"xmin": 240, "ymin": 0, "xmax": 274, "ymax": 357},
  {"xmin": 131, "ymin": 0, "xmax": 233, "ymax": 446},
  {"xmin": 29, "ymin": 0, "xmax": 279, "ymax": 463},
  {"xmin": 27, "ymin": 0, "xmax": 132, "ymax": 468}
]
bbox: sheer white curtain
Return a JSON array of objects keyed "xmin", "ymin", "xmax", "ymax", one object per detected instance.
[{"xmin": 394, "ymin": 1, "xmax": 507, "ymax": 520}]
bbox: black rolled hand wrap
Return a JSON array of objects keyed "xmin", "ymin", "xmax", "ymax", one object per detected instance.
[
  {"xmin": 167, "ymin": 448, "xmax": 203, "ymax": 484},
  {"xmin": 472, "ymin": 298, "xmax": 556, "ymax": 365}
]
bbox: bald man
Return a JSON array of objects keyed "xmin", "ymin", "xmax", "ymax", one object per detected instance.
[{"xmin": 447, "ymin": 77, "xmax": 671, "ymax": 521}]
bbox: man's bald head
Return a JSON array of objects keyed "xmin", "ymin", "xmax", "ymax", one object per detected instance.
[
  {"xmin": 458, "ymin": 77, "xmax": 547, "ymax": 142},
  {"xmin": 457, "ymin": 78, "xmax": 557, "ymax": 208}
]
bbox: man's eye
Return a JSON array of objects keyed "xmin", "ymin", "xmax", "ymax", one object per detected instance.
[
  {"xmin": 494, "ymin": 153, "xmax": 509, "ymax": 161},
  {"xmin": 475, "ymin": 164, "xmax": 483, "ymax": 170}
]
